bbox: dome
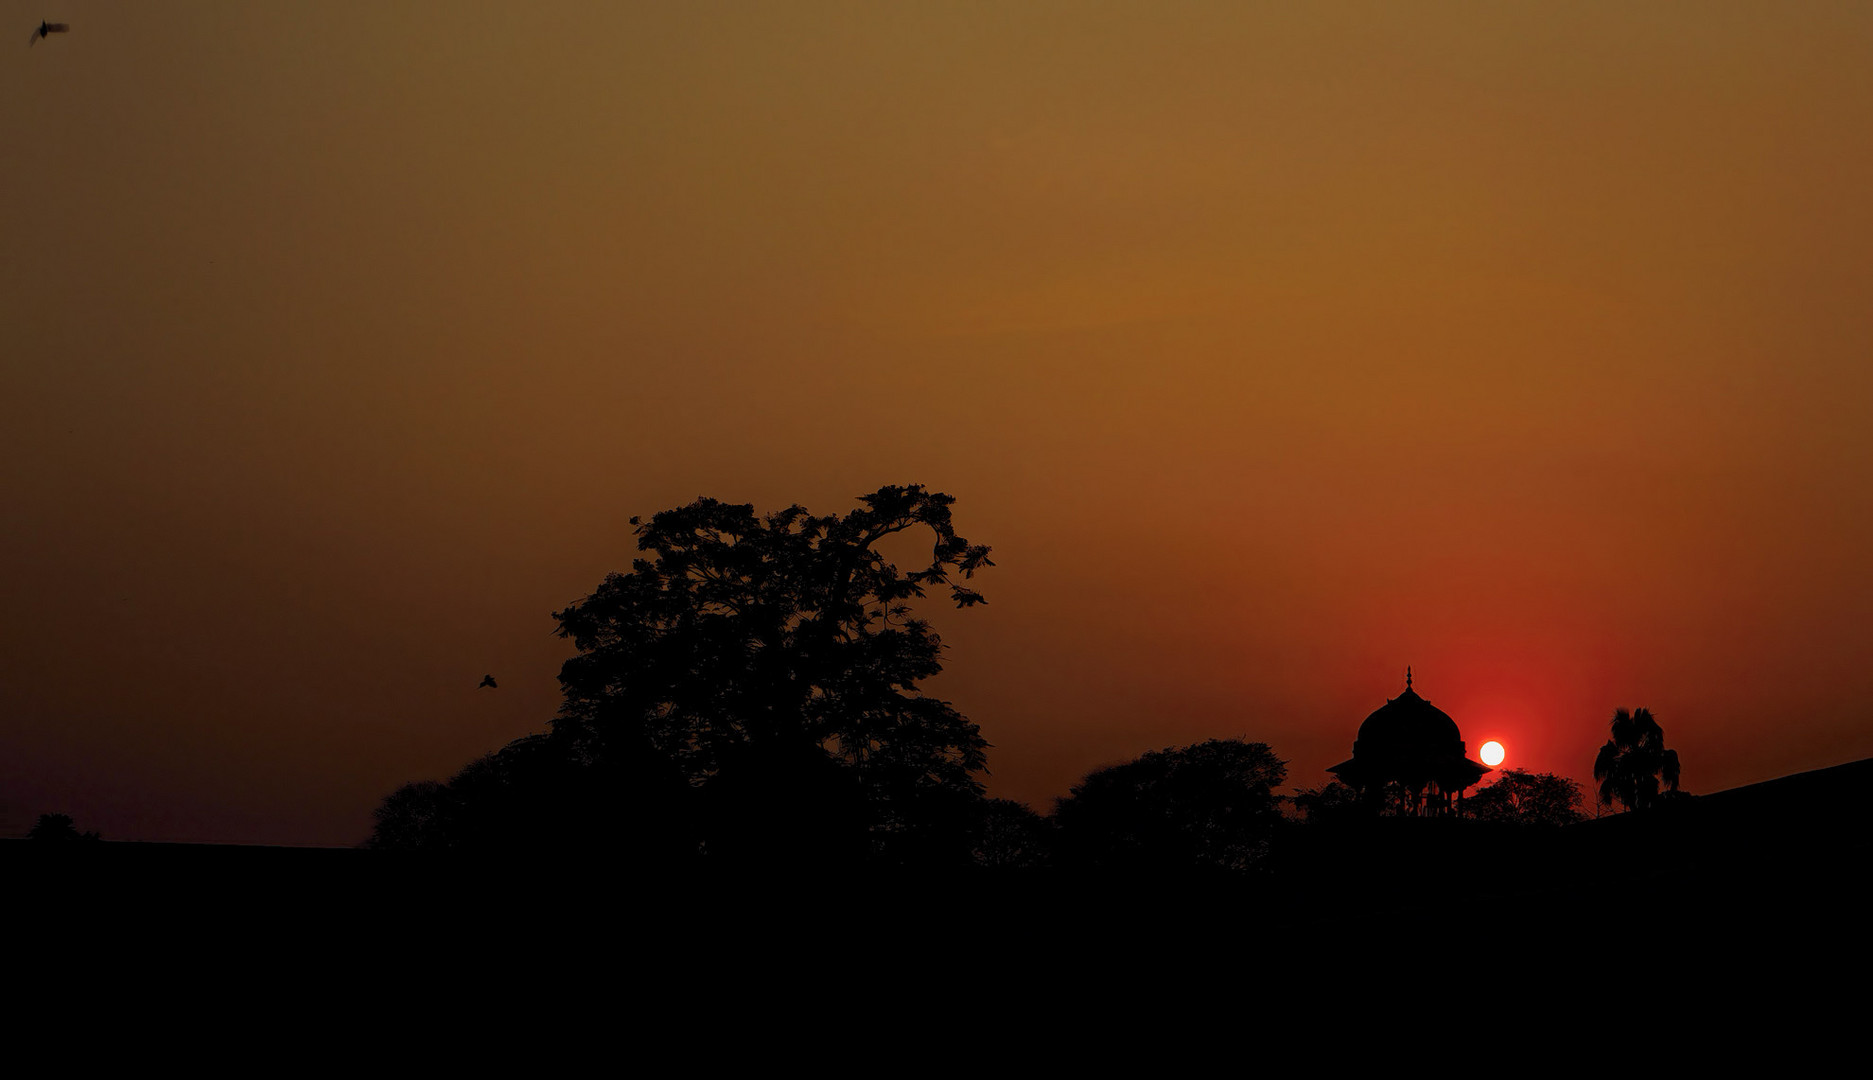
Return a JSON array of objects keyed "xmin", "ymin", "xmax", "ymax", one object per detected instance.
[
  {"xmin": 1354, "ymin": 687, "xmax": 1463, "ymax": 760},
  {"xmin": 1327, "ymin": 670, "xmax": 1491, "ymax": 802}
]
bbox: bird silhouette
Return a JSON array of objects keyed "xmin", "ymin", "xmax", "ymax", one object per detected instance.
[
  {"xmin": 30, "ymin": 21, "xmax": 69, "ymax": 45},
  {"xmin": 478, "ymin": 675, "xmax": 498, "ymax": 689}
]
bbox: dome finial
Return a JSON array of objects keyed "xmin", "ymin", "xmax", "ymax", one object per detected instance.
[{"xmin": 1406, "ymin": 665, "xmax": 1412, "ymax": 690}]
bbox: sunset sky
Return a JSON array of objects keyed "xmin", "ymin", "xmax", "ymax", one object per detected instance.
[{"xmin": 5, "ymin": 3, "xmax": 1872, "ymax": 844}]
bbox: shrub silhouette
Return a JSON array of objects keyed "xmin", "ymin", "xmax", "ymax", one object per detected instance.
[{"xmin": 28, "ymin": 813, "xmax": 100, "ymax": 842}]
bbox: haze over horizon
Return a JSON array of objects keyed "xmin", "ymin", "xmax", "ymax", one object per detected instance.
[{"xmin": 6, "ymin": 3, "xmax": 1872, "ymax": 845}]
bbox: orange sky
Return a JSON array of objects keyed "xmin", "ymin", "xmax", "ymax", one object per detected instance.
[{"xmin": 4, "ymin": 3, "xmax": 1872, "ymax": 843}]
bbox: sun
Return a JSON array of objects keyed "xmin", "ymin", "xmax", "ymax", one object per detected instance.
[{"xmin": 1480, "ymin": 740, "xmax": 1505, "ymax": 767}]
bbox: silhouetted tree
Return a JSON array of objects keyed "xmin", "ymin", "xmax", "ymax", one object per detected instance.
[
  {"xmin": 369, "ymin": 730, "xmax": 695, "ymax": 860},
  {"xmin": 1053, "ymin": 739, "xmax": 1287, "ymax": 875},
  {"xmin": 1593, "ymin": 707, "xmax": 1682, "ymax": 813},
  {"xmin": 28, "ymin": 813, "xmax": 99, "ymax": 842},
  {"xmin": 1464, "ymin": 769, "xmax": 1585, "ymax": 826},
  {"xmin": 971, "ymin": 798, "xmax": 1052, "ymax": 870},
  {"xmin": 1289, "ymin": 780, "xmax": 1370, "ymax": 825},
  {"xmin": 371, "ymin": 485, "xmax": 995, "ymax": 868},
  {"xmin": 1304, "ymin": 779, "xmax": 1412, "ymax": 818},
  {"xmin": 369, "ymin": 781, "xmax": 448, "ymax": 850}
]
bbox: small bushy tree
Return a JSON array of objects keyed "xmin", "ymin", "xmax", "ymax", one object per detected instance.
[
  {"xmin": 971, "ymin": 798, "xmax": 1052, "ymax": 870},
  {"xmin": 1053, "ymin": 739, "xmax": 1287, "ymax": 875},
  {"xmin": 1464, "ymin": 769, "xmax": 1585, "ymax": 826},
  {"xmin": 1288, "ymin": 780, "xmax": 1369, "ymax": 825}
]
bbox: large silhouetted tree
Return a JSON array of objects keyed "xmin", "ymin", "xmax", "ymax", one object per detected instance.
[
  {"xmin": 1052, "ymin": 739, "xmax": 1287, "ymax": 875},
  {"xmin": 371, "ymin": 484, "xmax": 994, "ymax": 867},
  {"xmin": 1464, "ymin": 769, "xmax": 1585, "ymax": 826},
  {"xmin": 1593, "ymin": 707, "xmax": 1682, "ymax": 813}
]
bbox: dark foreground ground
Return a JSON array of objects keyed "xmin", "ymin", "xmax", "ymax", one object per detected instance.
[{"xmin": 4, "ymin": 761, "xmax": 1867, "ymax": 1046}]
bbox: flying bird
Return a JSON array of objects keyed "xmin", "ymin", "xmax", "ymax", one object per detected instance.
[
  {"xmin": 478, "ymin": 675, "xmax": 498, "ymax": 689},
  {"xmin": 30, "ymin": 21, "xmax": 69, "ymax": 45}
]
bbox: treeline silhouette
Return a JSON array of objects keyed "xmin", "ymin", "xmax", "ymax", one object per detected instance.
[
  {"xmin": 18, "ymin": 483, "xmax": 1860, "ymax": 1018},
  {"xmin": 366, "ymin": 484, "xmax": 1663, "ymax": 881}
]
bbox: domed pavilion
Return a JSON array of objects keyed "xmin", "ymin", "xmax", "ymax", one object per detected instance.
[{"xmin": 1328, "ymin": 668, "xmax": 1491, "ymax": 817}]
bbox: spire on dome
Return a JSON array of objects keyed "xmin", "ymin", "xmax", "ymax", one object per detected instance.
[{"xmin": 1406, "ymin": 665, "xmax": 1412, "ymax": 691}]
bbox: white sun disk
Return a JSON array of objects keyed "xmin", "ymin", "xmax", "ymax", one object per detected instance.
[{"xmin": 1480, "ymin": 740, "xmax": 1505, "ymax": 767}]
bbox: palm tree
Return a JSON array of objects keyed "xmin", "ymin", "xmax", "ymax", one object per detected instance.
[{"xmin": 1592, "ymin": 707, "xmax": 1682, "ymax": 812}]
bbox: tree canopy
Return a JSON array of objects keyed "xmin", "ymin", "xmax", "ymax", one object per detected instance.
[
  {"xmin": 1052, "ymin": 739, "xmax": 1288, "ymax": 875},
  {"xmin": 970, "ymin": 798, "xmax": 1052, "ymax": 870},
  {"xmin": 1288, "ymin": 780, "xmax": 1370, "ymax": 825},
  {"xmin": 1593, "ymin": 707, "xmax": 1682, "ymax": 813},
  {"xmin": 1464, "ymin": 769, "xmax": 1586, "ymax": 827},
  {"xmin": 371, "ymin": 484, "xmax": 995, "ymax": 867}
]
